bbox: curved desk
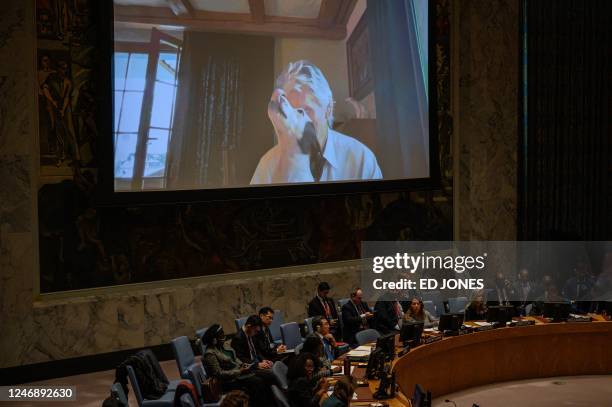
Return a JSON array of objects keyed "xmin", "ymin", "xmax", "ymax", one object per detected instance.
[{"xmin": 393, "ymin": 321, "xmax": 612, "ymax": 399}]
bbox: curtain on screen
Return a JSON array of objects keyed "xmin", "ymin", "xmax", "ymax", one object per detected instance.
[
  {"xmin": 167, "ymin": 32, "xmax": 274, "ymax": 188},
  {"xmin": 367, "ymin": 0, "xmax": 429, "ymax": 179}
]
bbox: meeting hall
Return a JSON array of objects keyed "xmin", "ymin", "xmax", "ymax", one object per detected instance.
[{"xmin": 1, "ymin": 0, "xmax": 611, "ymax": 406}]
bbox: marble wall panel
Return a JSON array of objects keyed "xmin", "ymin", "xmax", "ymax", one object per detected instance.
[
  {"xmin": 0, "ymin": 1, "xmax": 29, "ymax": 69},
  {"xmin": 0, "ymin": 73, "xmax": 33, "ymax": 156},
  {"xmin": 457, "ymin": 0, "xmax": 519, "ymax": 241},
  {"xmin": 0, "ymin": 232, "xmax": 36, "ymax": 368},
  {"xmin": 0, "ymin": 155, "xmax": 31, "ymax": 233}
]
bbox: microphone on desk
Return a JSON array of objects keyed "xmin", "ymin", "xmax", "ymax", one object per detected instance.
[{"xmin": 444, "ymin": 400, "xmax": 457, "ymax": 407}]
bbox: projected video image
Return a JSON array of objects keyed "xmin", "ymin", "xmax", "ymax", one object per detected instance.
[{"xmin": 112, "ymin": 0, "xmax": 429, "ymax": 191}]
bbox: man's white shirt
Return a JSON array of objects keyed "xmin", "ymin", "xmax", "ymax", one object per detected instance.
[{"xmin": 250, "ymin": 129, "xmax": 383, "ymax": 184}]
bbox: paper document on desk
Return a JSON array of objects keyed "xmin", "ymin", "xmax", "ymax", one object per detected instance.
[
  {"xmin": 474, "ymin": 321, "xmax": 492, "ymax": 326},
  {"xmin": 424, "ymin": 328, "xmax": 437, "ymax": 333},
  {"xmin": 346, "ymin": 346, "xmax": 372, "ymax": 357},
  {"xmin": 333, "ymin": 366, "xmax": 355, "ymax": 375}
]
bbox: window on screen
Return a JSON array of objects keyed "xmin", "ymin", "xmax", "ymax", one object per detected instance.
[{"xmin": 113, "ymin": 31, "xmax": 181, "ymax": 191}]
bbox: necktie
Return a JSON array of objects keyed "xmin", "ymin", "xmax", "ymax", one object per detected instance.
[
  {"xmin": 322, "ymin": 298, "xmax": 331, "ymax": 318},
  {"xmin": 395, "ymin": 302, "xmax": 403, "ymax": 319},
  {"xmin": 247, "ymin": 335, "xmax": 257, "ymax": 362},
  {"xmin": 356, "ymin": 302, "xmax": 366, "ymax": 328},
  {"xmin": 323, "ymin": 338, "xmax": 334, "ymax": 361},
  {"xmin": 265, "ymin": 327, "xmax": 271, "ymax": 348}
]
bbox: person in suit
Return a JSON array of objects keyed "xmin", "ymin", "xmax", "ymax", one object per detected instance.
[
  {"xmin": 373, "ymin": 291, "xmax": 405, "ymax": 334},
  {"xmin": 253, "ymin": 307, "xmax": 287, "ymax": 361},
  {"xmin": 287, "ymin": 352, "xmax": 329, "ymax": 407},
  {"xmin": 311, "ymin": 316, "xmax": 338, "ymax": 363},
  {"xmin": 341, "ymin": 288, "xmax": 374, "ymax": 346},
  {"xmin": 464, "ymin": 291, "xmax": 488, "ymax": 321},
  {"xmin": 511, "ymin": 268, "xmax": 540, "ymax": 315},
  {"xmin": 201, "ymin": 324, "xmax": 273, "ymax": 407},
  {"xmin": 307, "ymin": 282, "xmax": 340, "ymax": 335},
  {"xmin": 231, "ymin": 315, "xmax": 273, "ymax": 369}
]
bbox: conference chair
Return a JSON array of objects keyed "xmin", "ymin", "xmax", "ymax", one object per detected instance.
[
  {"xmin": 178, "ymin": 392, "xmax": 197, "ymax": 407},
  {"xmin": 127, "ymin": 365, "xmax": 175, "ymax": 407},
  {"xmin": 171, "ymin": 336, "xmax": 196, "ymax": 380},
  {"xmin": 271, "ymin": 384, "xmax": 291, "ymax": 407},
  {"xmin": 270, "ymin": 310, "xmax": 284, "ymax": 344},
  {"xmin": 111, "ymin": 382, "xmax": 129, "ymax": 406},
  {"xmin": 338, "ymin": 298, "xmax": 350, "ymax": 308},
  {"xmin": 170, "ymin": 336, "xmax": 223, "ymax": 406},
  {"xmin": 280, "ymin": 322, "xmax": 303, "ymax": 350},
  {"xmin": 272, "ymin": 360, "xmax": 289, "ymax": 391},
  {"xmin": 355, "ymin": 329, "xmax": 381, "ymax": 346},
  {"xmin": 304, "ymin": 317, "xmax": 314, "ymax": 335},
  {"xmin": 448, "ymin": 297, "xmax": 469, "ymax": 314},
  {"xmin": 421, "ymin": 291, "xmax": 445, "ymax": 316},
  {"xmin": 234, "ymin": 316, "xmax": 248, "ymax": 333},
  {"xmin": 294, "ymin": 342, "xmax": 304, "ymax": 355},
  {"xmin": 423, "ymin": 300, "xmax": 437, "ymax": 318},
  {"xmin": 195, "ymin": 327, "xmax": 208, "ymax": 355}
]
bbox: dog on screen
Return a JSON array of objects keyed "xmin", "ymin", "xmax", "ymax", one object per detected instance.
[{"xmin": 267, "ymin": 88, "xmax": 324, "ymax": 182}]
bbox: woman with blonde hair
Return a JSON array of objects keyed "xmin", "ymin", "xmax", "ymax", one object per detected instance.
[{"xmin": 464, "ymin": 290, "xmax": 488, "ymax": 321}]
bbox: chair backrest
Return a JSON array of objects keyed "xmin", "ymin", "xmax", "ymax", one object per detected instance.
[
  {"xmin": 355, "ymin": 328, "xmax": 381, "ymax": 346},
  {"xmin": 126, "ymin": 365, "xmax": 145, "ymax": 407},
  {"xmin": 269, "ymin": 310, "xmax": 284, "ymax": 342},
  {"xmin": 171, "ymin": 336, "xmax": 196, "ymax": 379},
  {"xmin": 272, "ymin": 361, "xmax": 289, "ymax": 391},
  {"xmin": 185, "ymin": 362, "xmax": 207, "ymax": 400},
  {"xmin": 111, "ymin": 382, "xmax": 129, "ymax": 407},
  {"xmin": 448, "ymin": 297, "xmax": 469, "ymax": 314},
  {"xmin": 235, "ymin": 317, "xmax": 248, "ymax": 333},
  {"xmin": 195, "ymin": 327, "xmax": 208, "ymax": 355},
  {"xmin": 483, "ymin": 288, "xmax": 495, "ymax": 302},
  {"xmin": 294, "ymin": 342, "xmax": 304, "ymax": 355},
  {"xmin": 423, "ymin": 300, "xmax": 437, "ymax": 317},
  {"xmin": 304, "ymin": 317, "xmax": 314, "ymax": 335},
  {"xmin": 179, "ymin": 392, "xmax": 197, "ymax": 407},
  {"xmin": 422, "ymin": 291, "xmax": 446, "ymax": 315},
  {"xmin": 338, "ymin": 298, "xmax": 350, "ymax": 308},
  {"xmin": 271, "ymin": 384, "xmax": 290, "ymax": 407},
  {"xmin": 280, "ymin": 322, "xmax": 302, "ymax": 349}
]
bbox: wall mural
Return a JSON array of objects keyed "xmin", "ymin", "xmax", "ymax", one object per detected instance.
[
  {"xmin": 36, "ymin": 0, "xmax": 97, "ymax": 172},
  {"xmin": 37, "ymin": 0, "xmax": 453, "ymax": 293}
]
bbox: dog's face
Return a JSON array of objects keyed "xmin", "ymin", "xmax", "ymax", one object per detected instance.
[
  {"xmin": 267, "ymin": 87, "xmax": 325, "ymax": 181},
  {"xmin": 267, "ymin": 88, "xmax": 313, "ymax": 142}
]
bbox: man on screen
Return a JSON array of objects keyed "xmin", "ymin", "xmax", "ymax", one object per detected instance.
[{"xmin": 250, "ymin": 60, "xmax": 382, "ymax": 184}]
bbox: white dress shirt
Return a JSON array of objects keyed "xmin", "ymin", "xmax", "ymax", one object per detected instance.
[{"xmin": 250, "ymin": 129, "xmax": 383, "ymax": 184}]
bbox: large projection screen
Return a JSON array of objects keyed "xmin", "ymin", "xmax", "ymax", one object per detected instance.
[{"xmin": 110, "ymin": 0, "xmax": 431, "ymax": 194}]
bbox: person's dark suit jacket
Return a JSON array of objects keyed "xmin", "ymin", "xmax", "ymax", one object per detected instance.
[
  {"xmin": 231, "ymin": 329, "xmax": 263, "ymax": 364},
  {"xmin": 464, "ymin": 304, "xmax": 487, "ymax": 321},
  {"xmin": 341, "ymin": 300, "xmax": 371, "ymax": 346},
  {"xmin": 307, "ymin": 296, "xmax": 339, "ymax": 320},
  {"xmin": 374, "ymin": 299, "xmax": 401, "ymax": 334},
  {"xmin": 253, "ymin": 326, "xmax": 278, "ymax": 361},
  {"xmin": 288, "ymin": 377, "xmax": 319, "ymax": 407}
]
